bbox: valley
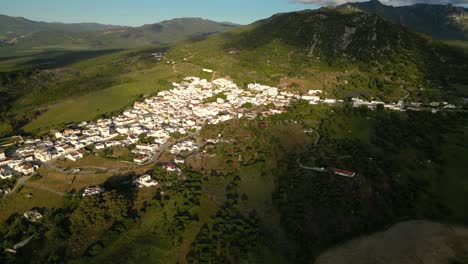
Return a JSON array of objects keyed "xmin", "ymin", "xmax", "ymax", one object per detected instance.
[{"xmin": 0, "ymin": 1, "xmax": 467, "ymax": 263}]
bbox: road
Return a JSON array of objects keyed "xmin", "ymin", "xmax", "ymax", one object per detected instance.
[
  {"xmin": 4, "ymin": 175, "xmax": 31, "ymax": 198},
  {"xmin": 297, "ymin": 127, "xmax": 322, "ymax": 171},
  {"xmin": 42, "ymin": 131, "xmax": 200, "ymax": 176},
  {"xmin": 4, "ymin": 173, "xmax": 65, "ymax": 198}
]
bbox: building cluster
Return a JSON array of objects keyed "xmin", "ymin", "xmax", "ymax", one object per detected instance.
[
  {"xmin": 351, "ymin": 98, "xmax": 459, "ymax": 112},
  {"xmin": 170, "ymin": 140, "xmax": 198, "ymax": 155},
  {"xmin": 2, "ymin": 75, "xmax": 462, "ymax": 181}
]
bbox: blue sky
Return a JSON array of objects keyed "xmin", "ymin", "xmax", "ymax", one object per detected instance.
[
  {"xmin": 0, "ymin": 0, "xmax": 318, "ymax": 26},
  {"xmin": 1, "ymin": 0, "xmax": 466, "ymax": 26}
]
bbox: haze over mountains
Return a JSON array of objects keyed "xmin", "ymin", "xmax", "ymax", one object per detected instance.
[{"xmin": 0, "ymin": 15, "xmax": 239, "ymax": 49}]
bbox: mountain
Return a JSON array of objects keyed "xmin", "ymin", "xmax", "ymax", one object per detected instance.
[
  {"xmin": 204, "ymin": 7, "xmax": 467, "ymax": 93},
  {"xmin": 0, "ymin": 8, "xmax": 467, "ymax": 264},
  {"xmin": 0, "ymin": 14, "xmax": 120, "ymax": 39},
  {"xmin": 139, "ymin": 17, "xmax": 239, "ymax": 42},
  {"xmin": 0, "ymin": 15, "xmax": 239, "ymax": 50},
  {"xmin": 342, "ymin": 0, "xmax": 468, "ymax": 41}
]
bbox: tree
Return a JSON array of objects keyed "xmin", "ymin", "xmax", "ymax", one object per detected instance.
[{"xmin": 70, "ymin": 191, "xmax": 128, "ymax": 234}]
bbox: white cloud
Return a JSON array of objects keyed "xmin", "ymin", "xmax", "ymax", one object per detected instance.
[{"xmin": 291, "ymin": 0, "xmax": 468, "ymax": 6}]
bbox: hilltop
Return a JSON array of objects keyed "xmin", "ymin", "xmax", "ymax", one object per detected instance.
[
  {"xmin": 0, "ymin": 14, "xmax": 120, "ymax": 39},
  {"xmin": 0, "ymin": 15, "xmax": 239, "ymax": 52},
  {"xmin": 0, "ymin": 7, "xmax": 467, "ymax": 264},
  {"xmin": 1, "ymin": 8, "xmax": 467, "ymax": 136},
  {"xmin": 169, "ymin": 8, "xmax": 467, "ymax": 99},
  {"xmin": 342, "ymin": 0, "xmax": 468, "ymax": 41}
]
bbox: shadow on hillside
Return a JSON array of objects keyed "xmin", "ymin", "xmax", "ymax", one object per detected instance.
[
  {"xmin": 18, "ymin": 49, "xmax": 123, "ymax": 70},
  {"xmin": 0, "ymin": 49, "xmax": 123, "ymax": 71},
  {"xmin": 102, "ymin": 172, "xmax": 138, "ymax": 204}
]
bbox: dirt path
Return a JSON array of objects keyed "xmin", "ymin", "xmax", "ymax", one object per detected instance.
[
  {"xmin": 5, "ymin": 175, "xmax": 31, "ymax": 197},
  {"xmin": 41, "ymin": 131, "xmax": 199, "ymax": 176},
  {"xmin": 297, "ymin": 128, "xmax": 321, "ymax": 170},
  {"xmin": 23, "ymin": 182, "xmax": 65, "ymax": 196}
]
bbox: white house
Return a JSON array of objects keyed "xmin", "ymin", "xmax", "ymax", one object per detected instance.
[
  {"xmin": 66, "ymin": 151, "xmax": 83, "ymax": 161},
  {"xmin": 162, "ymin": 163, "xmax": 180, "ymax": 172},
  {"xmin": 0, "ymin": 168, "xmax": 12, "ymax": 180},
  {"xmin": 83, "ymin": 186, "xmax": 105, "ymax": 197},
  {"xmin": 95, "ymin": 143, "xmax": 105, "ymax": 150},
  {"xmin": 16, "ymin": 163, "xmax": 35, "ymax": 175},
  {"xmin": 24, "ymin": 210, "xmax": 43, "ymax": 222},
  {"xmin": 134, "ymin": 174, "xmax": 158, "ymax": 188},
  {"xmin": 134, "ymin": 155, "xmax": 149, "ymax": 163},
  {"xmin": 174, "ymin": 158, "xmax": 185, "ymax": 164}
]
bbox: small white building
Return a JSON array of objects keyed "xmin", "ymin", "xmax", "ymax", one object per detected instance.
[
  {"xmin": 0, "ymin": 168, "xmax": 12, "ymax": 179},
  {"xmin": 134, "ymin": 155, "xmax": 149, "ymax": 163},
  {"xmin": 66, "ymin": 151, "xmax": 83, "ymax": 161},
  {"xmin": 134, "ymin": 174, "xmax": 158, "ymax": 188},
  {"xmin": 24, "ymin": 210, "xmax": 43, "ymax": 222},
  {"xmin": 174, "ymin": 158, "xmax": 185, "ymax": 164},
  {"xmin": 95, "ymin": 143, "xmax": 105, "ymax": 150},
  {"xmin": 83, "ymin": 186, "xmax": 105, "ymax": 197},
  {"xmin": 162, "ymin": 163, "xmax": 180, "ymax": 172}
]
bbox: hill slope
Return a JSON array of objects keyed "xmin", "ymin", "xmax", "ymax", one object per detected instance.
[
  {"xmin": 0, "ymin": 14, "xmax": 120, "ymax": 39},
  {"xmin": 1, "ymin": 8, "xmax": 467, "ymax": 135},
  {"xmin": 343, "ymin": 0, "xmax": 468, "ymax": 41},
  {"xmin": 174, "ymin": 8, "xmax": 467, "ymax": 96},
  {"xmin": 0, "ymin": 15, "xmax": 239, "ymax": 51}
]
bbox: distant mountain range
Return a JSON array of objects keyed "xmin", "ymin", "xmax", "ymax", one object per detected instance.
[
  {"xmin": 0, "ymin": 15, "xmax": 239, "ymax": 49},
  {"xmin": 0, "ymin": 14, "xmax": 120, "ymax": 38},
  {"xmin": 342, "ymin": 0, "xmax": 468, "ymax": 41}
]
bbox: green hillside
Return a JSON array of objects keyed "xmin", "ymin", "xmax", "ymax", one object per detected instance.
[
  {"xmin": 1, "ymin": 8, "xmax": 467, "ymax": 136},
  {"xmin": 0, "ymin": 7, "xmax": 468, "ymax": 264},
  {"xmin": 344, "ymin": 0, "xmax": 468, "ymax": 41},
  {"xmin": 0, "ymin": 16, "xmax": 239, "ymax": 55},
  {"xmin": 165, "ymin": 8, "xmax": 467, "ymax": 101},
  {"xmin": 0, "ymin": 14, "xmax": 120, "ymax": 39}
]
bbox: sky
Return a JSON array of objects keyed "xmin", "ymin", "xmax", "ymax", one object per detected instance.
[
  {"xmin": 0, "ymin": 0, "xmax": 466, "ymax": 26},
  {"xmin": 0, "ymin": 0, "xmax": 318, "ymax": 26}
]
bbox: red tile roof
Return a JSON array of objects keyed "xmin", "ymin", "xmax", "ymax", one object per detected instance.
[{"xmin": 328, "ymin": 167, "xmax": 355, "ymax": 177}]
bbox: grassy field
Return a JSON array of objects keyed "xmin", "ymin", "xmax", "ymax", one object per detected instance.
[
  {"xmin": 23, "ymin": 63, "xmax": 175, "ymax": 133},
  {"xmin": 0, "ymin": 185, "xmax": 63, "ymax": 222},
  {"xmin": 32, "ymin": 167, "xmax": 120, "ymax": 192},
  {"xmin": 323, "ymin": 113, "xmax": 374, "ymax": 144},
  {"xmin": 54, "ymin": 155, "xmax": 130, "ymax": 170}
]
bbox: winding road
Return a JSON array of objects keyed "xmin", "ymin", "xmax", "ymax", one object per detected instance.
[{"xmin": 297, "ymin": 128, "xmax": 322, "ymax": 170}]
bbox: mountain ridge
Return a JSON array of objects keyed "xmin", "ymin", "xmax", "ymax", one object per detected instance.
[
  {"xmin": 0, "ymin": 15, "xmax": 240, "ymax": 48},
  {"xmin": 340, "ymin": 0, "xmax": 468, "ymax": 40}
]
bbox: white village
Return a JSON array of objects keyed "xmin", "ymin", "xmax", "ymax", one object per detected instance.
[{"xmin": 0, "ymin": 75, "xmax": 462, "ymax": 196}]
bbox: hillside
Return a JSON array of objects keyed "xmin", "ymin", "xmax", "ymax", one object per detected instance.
[
  {"xmin": 343, "ymin": 0, "xmax": 468, "ymax": 41},
  {"xmin": 0, "ymin": 14, "xmax": 120, "ymax": 39},
  {"xmin": 0, "ymin": 7, "xmax": 467, "ymax": 264},
  {"xmin": 1, "ymin": 8, "xmax": 467, "ymax": 136},
  {"xmin": 168, "ymin": 8, "xmax": 467, "ymax": 99},
  {"xmin": 0, "ymin": 16, "xmax": 239, "ymax": 52}
]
